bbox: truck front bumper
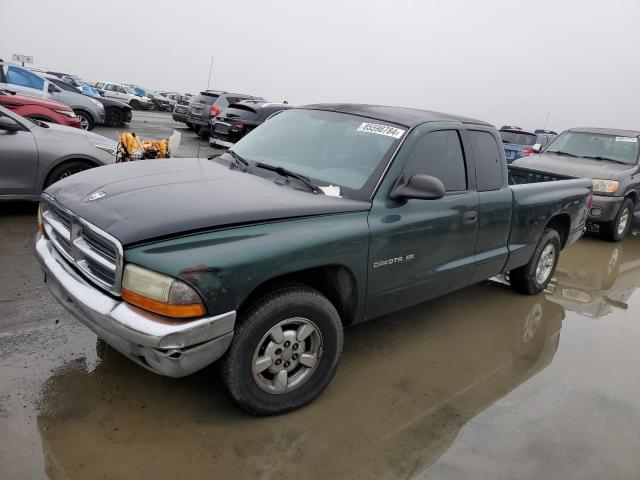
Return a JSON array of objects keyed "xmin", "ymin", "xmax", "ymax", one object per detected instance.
[
  {"xmin": 35, "ymin": 234, "xmax": 235, "ymax": 378},
  {"xmin": 589, "ymin": 195, "xmax": 624, "ymax": 223}
]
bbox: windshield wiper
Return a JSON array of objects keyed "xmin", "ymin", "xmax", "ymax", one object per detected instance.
[
  {"xmin": 548, "ymin": 150, "xmax": 577, "ymax": 158},
  {"xmin": 581, "ymin": 155, "xmax": 630, "ymax": 166},
  {"xmin": 224, "ymin": 150, "xmax": 249, "ymax": 171},
  {"xmin": 254, "ymin": 162, "xmax": 320, "ymax": 194}
]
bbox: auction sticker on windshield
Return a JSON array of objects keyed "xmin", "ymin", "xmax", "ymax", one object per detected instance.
[
  {"xmin": 615, "ymin": 136, "xmax": 638, "ymax": 143},
  {"xmin": 357, "ymin": 122, "xmax": 405, "ymax": 139}
]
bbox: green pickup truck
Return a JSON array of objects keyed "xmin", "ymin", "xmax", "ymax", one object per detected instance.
[{"xmin": 36, "ymin": 104, "xmax": 592, "ymax": 414}]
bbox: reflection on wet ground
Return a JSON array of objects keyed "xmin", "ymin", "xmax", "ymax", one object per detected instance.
[{"xmin": 1, "ymin": 207, "xmax": 640, "ymax": 479}]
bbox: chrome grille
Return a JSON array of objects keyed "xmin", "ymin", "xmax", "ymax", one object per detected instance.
[{"xmin": 41, "ymin": 195, "xmax": 123, "ymax": 295}]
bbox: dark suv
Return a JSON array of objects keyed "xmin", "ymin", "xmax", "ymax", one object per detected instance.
[
  {"xmin": 500, "ymin": 126, "xmax": 557, "ymax": 163},
  {"xmin": 209, "ymin": 101, "xmax": 292, "ymax": 148},
  {"xmin": 514, "ymin": 127, "xmax": 640, "ymax": 241},
  {"xmin": 171, "ymin": 95, "xmax": 192, "ymax": 124},
  {"xmin": 186, "ymin": 91, "xmax": 263, "ymax": 137}
]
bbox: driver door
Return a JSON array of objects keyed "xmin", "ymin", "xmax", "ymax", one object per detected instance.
[{"xmin": 366, "ymin": 124, "xmax": 479, "ymax": 319}]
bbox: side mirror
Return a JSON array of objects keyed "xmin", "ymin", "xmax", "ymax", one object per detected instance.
[
  {"xmin": 0, "ymin": 116, "xmax": 20, "ymax": 132},
  {"xmin": 391, "ymin": 174, "xmax": 446, "ymax": 200},
  {"xmin": 48, "ymin": 83, "xmax": 60, "ymax": 93},
  {"xmin": 532, "ymin": 143, "xmax": 542, "ymax": 153}
]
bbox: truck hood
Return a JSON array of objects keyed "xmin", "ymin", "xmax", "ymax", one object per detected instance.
[
  {"xmin": 513, "ymin": 153, "xmax": 635, "ymax": 179},
  {"xmin": 44, "ymin": 158, "xmax": 371, "ymax": 245}
]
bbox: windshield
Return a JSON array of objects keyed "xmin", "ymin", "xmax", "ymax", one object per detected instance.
[
  {"xmin": 499, "ymin": 130, "xmax": 537, "ymax": 146},
  {"xmin": 231, "ymin": 109, "xmax": 405, "ymax": 197},
  {"xmin": 123, "ymin": 85, "xmax": 134, "ymax": 94},
  {"xmin": 547, "ymin": 131, "xmax": 639, "ymax": 165}
]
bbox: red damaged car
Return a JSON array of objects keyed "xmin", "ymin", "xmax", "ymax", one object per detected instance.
[{"xmin": 0, "ymin": 89, "xmax": 81, "ymax": 128}]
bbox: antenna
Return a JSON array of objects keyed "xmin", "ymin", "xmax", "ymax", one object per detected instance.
[{"xmin": 206, "ymin": 57, "xmax": 214, "ymax": 90}]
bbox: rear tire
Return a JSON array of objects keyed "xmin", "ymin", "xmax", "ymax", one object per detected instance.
[
  {"xmin": 601, "ymin": 198, "xmax": 633, "ymax": 242},
  {"xmin": 45, "ymin": 160, "xmax": 94, "ymax": 188},
  {"xmin": 511, "ymin": 228, "xmax": 561, "ymax": 295},
  {"xmin": 73, "ymin": 110, "xmax": 93, "ymax": 130},
  {"xmin": 220, "ymin": 286, "xmax": 343, "ymax": 415}
]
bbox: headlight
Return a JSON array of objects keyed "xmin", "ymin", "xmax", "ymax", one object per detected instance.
[
  {"xmin": 90, "ymin": 98, "xmax": 103, "ymax": 108},
  {"xmin": 121, "ymin": 264, "xmax": 207, "ymax": 318},
  {"xmin": 93, "ymin": 143, "xmax": 117, "ymax": 155},
  {"xmin": 592, "ymin": 179, "xmax": 619, "ymax": 193},
  {"xmin": 55, "ymin": 109, "xmax": 77, "ymax": 118}
]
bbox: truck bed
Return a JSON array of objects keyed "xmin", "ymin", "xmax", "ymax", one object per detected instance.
[{"xmin": 504, "ymin": 165, "xmax": 593, "ymax": 272}]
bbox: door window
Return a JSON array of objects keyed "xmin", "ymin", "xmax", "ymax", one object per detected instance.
[
  {"xmin": 403, "ymin": 130, "xmax": 467, "ymax": 192},
  {"xmin": 469, "ymin": 130, "xmax": 503, "ymax": 191},
  {"xmin": 6, "ymin": 67, "xmax": 44, "ymax": 90}
]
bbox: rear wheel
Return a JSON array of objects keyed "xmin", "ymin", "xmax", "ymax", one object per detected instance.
[
  {"xmin": 601, "ymin": 198, "xmax": 633, "ymax": 242},
  {"xmin": 220, "ymin": 286, "xmax": 343, "ymax": 415},
  {"xmin": 104, "ymin": 108, "xmax": 124, "ymax": 127},
  {"xmin": 45, "ymin": 160, "xmax": 94, "ymax": 188},
  {"xmin": 511, "ymin": 228, "xmax": 561, "ymax": 295},
  {"xmin": 73, "ymin": 110, "xmax": 93, "ymax": 130}
]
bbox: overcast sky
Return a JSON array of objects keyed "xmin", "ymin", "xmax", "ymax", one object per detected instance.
[{"xmin": 1, "ymin": 0, "xmax": 639, "ymax": 132}]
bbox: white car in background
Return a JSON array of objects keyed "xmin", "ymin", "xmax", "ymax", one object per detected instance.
[{"xmin": 94, "ymin": 82, "xmax": 151, "ymax": 110}]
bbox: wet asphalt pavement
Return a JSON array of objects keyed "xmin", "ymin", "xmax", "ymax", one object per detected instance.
[{"xmin": 2, "ymin": 112, "xmax": 640, "ymax": 479}]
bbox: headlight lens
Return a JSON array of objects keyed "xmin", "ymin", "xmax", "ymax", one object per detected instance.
[
  {"xmin": 93, "ymin": 143, "xmax": 117, "ymax": 155},
  {"xmin": 90, "ymin": 98, "xmax": 103, "ymax": 108},
  {"xmin": 592, "ymin": 179, "xmax": 619, "ymax": 193},
  {"xmin": 121, "ymin": 264, "xmax": 207, "ymax": 318},
  {"xmin": 55, "ymin": 109, "xmax": 77, "ymax": 118}
]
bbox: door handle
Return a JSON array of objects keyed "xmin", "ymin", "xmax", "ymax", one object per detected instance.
[{"xmin": 463, "ymin": 211, "xmax": 478, "ymax": 224}]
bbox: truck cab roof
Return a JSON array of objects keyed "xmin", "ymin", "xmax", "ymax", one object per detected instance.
[{"xmin": 300, "ymin": 103, "xmax": 491, "ymax": 129}]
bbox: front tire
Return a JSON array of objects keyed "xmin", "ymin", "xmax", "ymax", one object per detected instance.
[
  {"xmin": 601, "ymin": 198, "xmax": 633, "ymax": 242},
  {"xmin": 74, "ymin": 110, "xmax": 93, "ymax": 130},
  {"xmin": 130, "ymin": 99, "xmax": 140, "ymax": 110},
  {"xmin": 44, "ymin": 160, "xmax": 94, "ymax": 188},
  {"xmin": 220, "ymin": 286, "xmax": 343, "ymax": 415},
  {"xmin": 511, "ymin": 228, "xmax": 561, "ymax": 295},
  {"xmin": 104, "ymin": 108, "xmax": 124, "ymax": 127}
]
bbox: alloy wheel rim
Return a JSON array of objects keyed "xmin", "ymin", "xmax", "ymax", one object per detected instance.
[
  {"xmin": 252, "ymin": 317, "xmax": 322, "ymax": 394},
  {"xmin": 535, "ymin": 243, "xmax": 556, "ymax": 285},
  {"xmin": 617, "ymin": 208, "xmax": 630, "ymax": 236},
  {"xmin": 58, "ymin": 168, "xmax": 83, "ymax": 180},
  {"xmin": 78, "ymin": 114, "xmax": 89, "ymax": 130}
]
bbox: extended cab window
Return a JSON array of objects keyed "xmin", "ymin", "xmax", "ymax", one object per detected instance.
[
  {"xmin": 6, "ymin": 67, "xmax": 44, "ymax": 90},
  {"xmin": 404, "ymin": 130, "xmax": 467, "ymax": 192},
  {"xmin": 469, "ymin": 130, "xmax": 503, "ymax": 191}
]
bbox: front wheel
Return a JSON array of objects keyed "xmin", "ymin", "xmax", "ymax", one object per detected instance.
[
  {"xmin": 510, "ymin": 228, "xmax": 561, "ymax": 295},
  {"xmin": 104, "ymin": 108, "xmax": 124, "ymax": 127},
  {"xmin": 220, "ymin": 286, "xmax": 343, "ymax": 415},
  {"xmin": 601, "ymin": 198, "xmax": 633, "ymax": 242},
  {"xmin": 73, "ymin": 110, "xmax": 93, "ymax": 130},
  {"xmin": 45, "ymin": 160, "xmax": 93, "ymax": 188}
]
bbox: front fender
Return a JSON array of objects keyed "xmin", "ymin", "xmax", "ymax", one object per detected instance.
[{"xmin": 124, "ymin": 212, "xmax": 370, "ymax": 317}]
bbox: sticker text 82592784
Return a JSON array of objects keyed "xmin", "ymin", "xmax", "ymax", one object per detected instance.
[{"xmin": 357, "ymin": 122, "xmax": 406, "ymax": 139}]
